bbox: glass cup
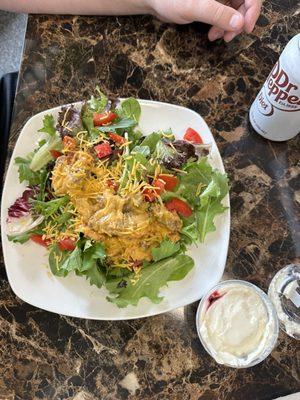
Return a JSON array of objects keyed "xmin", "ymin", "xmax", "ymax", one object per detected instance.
[{"xmin": 196, "ymin": 280, "xmax": 279, "ymax": 368}]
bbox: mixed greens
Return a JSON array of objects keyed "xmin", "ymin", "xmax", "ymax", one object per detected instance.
[{"xmin": 7, "ymin": 89, "xmax": 229, "ymax": 308}]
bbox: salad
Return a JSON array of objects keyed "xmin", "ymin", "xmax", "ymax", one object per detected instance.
[{"xmin": 7, "ymin": 89, "xmax": 229, "ymax": 308}]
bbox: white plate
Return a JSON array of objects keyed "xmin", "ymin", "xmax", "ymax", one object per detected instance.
[{"xmin": 1, "ymin": 99, "xmax": 230, "ymax": 320}]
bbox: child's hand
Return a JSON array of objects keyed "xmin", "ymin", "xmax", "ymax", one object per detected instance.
[{"xmin": 148, "ymin": 0, "xmax": 261, "ymax": 42}]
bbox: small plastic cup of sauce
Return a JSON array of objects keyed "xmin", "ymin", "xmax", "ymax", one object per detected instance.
[{"xmin": 196, "ymin": 280, "xmax": 279, "ymax": 368}]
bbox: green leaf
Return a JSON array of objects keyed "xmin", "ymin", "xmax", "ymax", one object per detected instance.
[
  {"xmin": 15, "ymin": 156, "xmax": 46, "ymax": 186},
  {"xmin": 196, "ymin": 199, "xmax": 227, "ymax": 242},
  {"xmin": 38, "ymin": 115, "xmax": 56, "ymax": 136},
  {"xmin": 48, "ymin": 244, "xmax": 69, "ymax": 277},
  {"xmin": 106, "ymin": 254, "xmax": 194, "ymax": 308},
  {"xmin": 29, "ymin": 133, "xmax": 62, "ymax": 172},
  {"xmin": 131, "ymin": 145, "xmax": 150, "ymax": 157},
  {"xmin": 88, "ymin": 88, "xmax": 108, "ymax": 112},
  {"xmin": 151, "ymin": 239, "xmax": 180, "ymax": 262},
  {"xmin": 154, "ymin": 140, "xmax": 178, "ymax": 166},
  {"xmin": 7, "ymin": 226, "xmax": 45, "ymax": 244},
  {"xmin": 81, "ymin": 242, "xmax": 106, "ymax": 272},
  {"xmin": 200, "ymin": 172, "xmax": 229, "ymax": 207},
  {"xmin": 121, "ymin": 98, "xmax": 141, "ymax": 122},
  {"xmin": 180, "ymin": 222, "xmax": 198, "ymax": 245},
  {"xmin": 128, "ymin": 129, "xmax": 143, "ymax": 147},
  {"xmin": 141, "ymin": 132, "xmax": 161, "ymax": 152},
  {"xmin": 36, "ymin": 171, "xmax": 49, "ymax": 201},
  {"xmin": 97, "ymin": 118, "xmax": 136, "ymax": 132},
  {"xmin": 33, "ymin": 196, "xmax": 69, "ymax": 217},
  {"xmin": 37, "ymin": 196, "xmax": 69, "ymax": 215},
  {"xmin": 7, "ymin": 232, "xmax": 31, "ymax": 244},
  {"xmin": 60, "ymin": 245, "xmax": 82, "ymax": 272},
  {"xmin": 85, "ymin": 264, "xmax": 106, "ymax": 288},
  {"xmin": 182, "ymin": 158, "xmax": 213, "ymax": 186}
]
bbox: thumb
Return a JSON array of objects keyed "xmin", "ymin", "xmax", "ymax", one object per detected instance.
[{"xmin": 192, "ymin": 0, "xmax": 244, "ymax": 31}]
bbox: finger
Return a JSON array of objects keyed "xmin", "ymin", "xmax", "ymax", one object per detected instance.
[
  {"xmin": 244, "ymin": 0, "xmax": 262, "ymax": 33},
  {"xmin": 222, "ymin": 3, "xmax": 246, "ymax": 41},
  {"xmin": 208, "ymin": 0, "xmax": 243, "ymax": 41},
  {"xmin": 193, "ymin": 0, "xmax": 245, "ymax": 31},
  {"xmin": 208, "ymin": 27, "xmax": 225, "ymax": 41},
  {"xmin": 223, "ymin": 28, "xmax": 243, "ymax": 42},
  {"xmin": 229, "ymin": 0, "xmax": 244, "ymax": 8}
]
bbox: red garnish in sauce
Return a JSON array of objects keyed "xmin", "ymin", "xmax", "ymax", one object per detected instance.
[{"xmin": 206, "ymin": 290, "xmax": 225, "ymax": 311}]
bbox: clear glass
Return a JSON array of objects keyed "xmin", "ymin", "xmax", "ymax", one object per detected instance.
[
  {"xmin": 268, "ymin": 264, "xmax": 300, "ymax": 340},
  {"xmin": 196, "ymin": 280, "xmax": 279, "ymax": 368}
]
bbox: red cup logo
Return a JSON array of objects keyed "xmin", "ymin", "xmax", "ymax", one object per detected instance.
[{"xmin": 264, "ymin": 60, "xmax": 300, "ymax": 112}]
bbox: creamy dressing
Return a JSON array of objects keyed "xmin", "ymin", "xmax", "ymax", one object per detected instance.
[{"xmin": 198, "ymin": 282, "xmax": 277, "ymax": 367}]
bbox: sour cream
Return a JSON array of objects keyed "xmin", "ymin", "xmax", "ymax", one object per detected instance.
[{"xmin": 196, "ymin": 280, "xmax": 279, "ymax": 368}]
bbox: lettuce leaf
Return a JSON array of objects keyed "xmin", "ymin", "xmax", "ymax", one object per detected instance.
[
  {"xmin": 60, "ymin": 245, "xmax": 82, "ymax": 272},
  {"xmin": 97, "ymin": 118, "xmax": 136, "ymax": 132},
  {"xmin": 81, "ymin": 241, "xmax": 106, "ymax": 272},
  {"xmin": 85, "ymin": 264, "xmax": 106, "ymax": 288},
  {"xmin": 56, "ymin": 105, "xmax": 81, "ymax": 138},
  {"xmin": 48, "ymin": 240, "xmax": 107, "ymax": 289},
  {"xmin": 121, "ymin": 98, "xmax": 141, "ymax": 122},
  {"xmin": 33, "ymin": 196, "xmax": 69, "ymax": 217},
  {"xmin": 88, "ymin": 88, "xmax": 108, "ymax": 112},
  {"xmin": 151, "ymin": 239, "xmax": 180, "ymax": 262},
  {"xmin": 140, "ymin": 132, "xmax": 161, "ymax": 152},
  {"xmin": 131, "ymin": 145, "xmax": 150, "ymax": 157},
  {"xmin": 29, "ymin": 115, "xmax": 62, "ymax": 172},
  {"xmin": 49, "ymin": 244, "xmax": 69, "ymax": 277},
  {"xmin": 15, "ymin": 156, "xmax": 46, "ymax": 186},
  {"xmin": 196, "ymin": 198, "xmax": 227, "ymax": 243},
  {"xmin": 38, "ymin": 115, "xmax": 56, "ymax": 136},
  {"xmin": 106, "ymin": 254, "xmax": 194, "ymax": 308}
]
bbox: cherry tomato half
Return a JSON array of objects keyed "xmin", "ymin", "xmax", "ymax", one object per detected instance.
[
  {"xmin": 93, "ymin": 111, "xmax": 117, "ymax": 127},
  {"xmin": 58, "ymin": 238, "xmax": 77, "ymax": 251},
  {"xmin": 184, "ymin": 127, "xmax": 203, "ymax": 144},
  {"xmin": 50, "ymin": 150, "xmax": 63, "ymax": 159},
  {"xmin": 152, "ymin": 178, "xmax": 166, "ymax": 195},
  {"xmin": 165, "ymin": 198, "xmax": 193, "ymax": 218},
  {"xmin": 30, "ymin": 234, "xmax": 50, "ymax": 248},
  {"xmin": 157, "ymin": 174, "xmax": 179, "ymax": 191}
]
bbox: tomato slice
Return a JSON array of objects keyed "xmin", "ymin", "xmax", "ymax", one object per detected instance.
[
  {"xmin": 93, "ymin": 111, "xmax": 117, "ymax": 127},
  {"xmin": 165, "ymin": 198, "xmax": 193, "ymax": 218},
  {"xmin": 58, "ymin": 238, "xmax": 77, "ymax": 251},
  {"xmin": 152, "ymin": 178, "xmax": 166, "ymax": 195},
  {"xmin": 63, "ymin": 135, "xmax": 76, "ymax": 149},
  {"xmin": 142, "ymin": 188, "xmax": 157, "ymax": 202},
  {"xmin": 94, "ymin": 142, "xmax": 113, "ymax": 159},
  {"xmin": 107, "ymin": 179, "xmax": 119, "ymax": 191},
  {"xmin": 50, "ymin": 150, "xmax": 63, "ymax": 159},
  {"xmin": 184, "ymin": 127, "xmax": 203, "ymax": 144},
  {"xmin": 109, "ymin": 132, "xmax": 125, "ymax": 145},
  {"xmin": 30, "ymin": 234, "xmax": 50, "ymax": 248},
  {"xmin": 157, "ymin": 175, "xmax": 179, "ymax": 191}
]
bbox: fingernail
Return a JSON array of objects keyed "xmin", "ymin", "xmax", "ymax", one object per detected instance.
[{"xmin": 230, "ymin": 14, "xmax": 241, "ymax": 29}]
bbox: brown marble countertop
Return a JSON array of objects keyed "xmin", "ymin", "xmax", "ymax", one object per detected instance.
[{"xmin": 1, "ymin": 1, "xmax": 300, "ymax": 399}]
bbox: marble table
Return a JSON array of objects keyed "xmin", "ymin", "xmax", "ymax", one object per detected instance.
[{"xmin": 0, "ymin": 1, "xmax": 299, "ymax": 398}]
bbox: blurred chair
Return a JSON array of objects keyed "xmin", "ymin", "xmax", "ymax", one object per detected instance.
[{"xmin": 0, "ymin": 71, "xmax": 18, "ymax": 193}]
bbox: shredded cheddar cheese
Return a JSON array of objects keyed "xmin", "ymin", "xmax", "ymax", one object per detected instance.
[{"xmin": 50, "ymin": 142, "xmax": 182, "ymax": 270}]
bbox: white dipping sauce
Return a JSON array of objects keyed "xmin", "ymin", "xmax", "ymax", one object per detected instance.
[{"xmin": 198, "ymin": 282, "xmax": 278, "ymax": 367}]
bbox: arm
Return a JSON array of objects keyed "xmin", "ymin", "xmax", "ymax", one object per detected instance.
[
  {"xmin": 0, "ymin": 0, "xmax": 261, "ymax": 42},
  {"xmin": 0, "ymin": 0, "xmax": 152, "ymax": 14}
]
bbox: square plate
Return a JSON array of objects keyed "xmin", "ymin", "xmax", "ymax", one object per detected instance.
[{"xmin": 1, "ymin": 99, "xmax": 230, "ymax": 320}]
